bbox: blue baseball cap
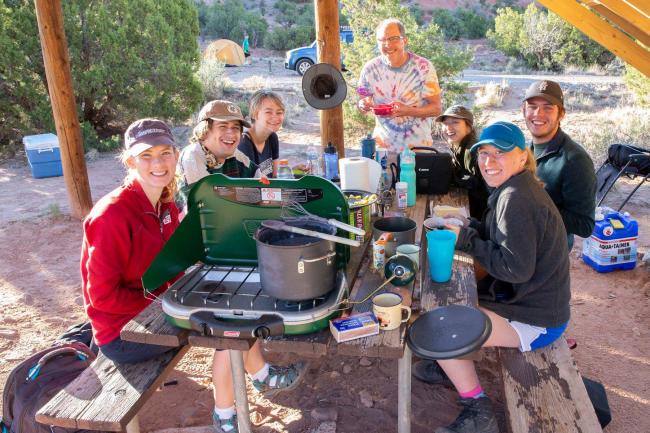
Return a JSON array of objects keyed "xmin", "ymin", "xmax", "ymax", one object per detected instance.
[{"xmin": 470, "ymin": 121, "xmax": 526, "ymax": 153}]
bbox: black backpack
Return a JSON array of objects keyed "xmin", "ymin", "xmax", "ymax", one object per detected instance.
[{"xmin": 0, "ymin": 323, "xmax": 103, "ymax": 433}]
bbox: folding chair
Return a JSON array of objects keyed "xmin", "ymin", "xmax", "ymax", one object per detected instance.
[{"xmin": 595, "ymin": 144, "xmax": 650, "ymax": 211}]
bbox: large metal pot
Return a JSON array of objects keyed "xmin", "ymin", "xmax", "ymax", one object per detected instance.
[
  {"xmin": 373, "ymin": 216, "xmax": 417, "ymax": 257},
  {"xmin": 255, "ymin": 220, "xmax": 337, "ymax": 301}
]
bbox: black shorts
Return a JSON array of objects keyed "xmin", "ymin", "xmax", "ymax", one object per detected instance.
[{"xmin": 244, "ymin": 52, "xmax": 251, "ymax": 58}]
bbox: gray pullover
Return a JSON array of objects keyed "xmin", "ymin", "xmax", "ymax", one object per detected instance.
[{"xmin": 456, "ymin": 170, "xmax": 570, "ymax": 327}]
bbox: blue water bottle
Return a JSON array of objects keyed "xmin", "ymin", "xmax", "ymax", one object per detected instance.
[
  {"xmin": 361, "ymin": 134, "xmax": 376, "ymax": 160},
  {"xmin": 324, "ymin": 142, "xmax": 339, "ymax": 181},
  {"xmin": 399, "ymin": 148, "xmax": 416, "ymax": 206}
]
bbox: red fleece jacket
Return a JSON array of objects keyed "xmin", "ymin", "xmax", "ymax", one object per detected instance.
[{"xmin": 80, "ymin": 179, "xmax": 179, "ymax": 346}]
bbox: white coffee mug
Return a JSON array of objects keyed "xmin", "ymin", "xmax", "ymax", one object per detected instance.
[{"xmin": 372, "ymin": 292, "xmax": 412, "ymax": 331}]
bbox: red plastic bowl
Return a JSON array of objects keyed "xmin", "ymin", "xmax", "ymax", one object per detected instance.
[{"xmin": 373, "ymin": 104, "xmax": 394, "ymax": 116}]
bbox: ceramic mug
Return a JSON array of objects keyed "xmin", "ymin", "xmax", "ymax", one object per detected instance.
[
  {"xmin": 372, "ymin": 293, "xmax": 412, "ymax": 331},
  {"xmin": 396, "ymin": 243, "xmax": 420, "ymax": 271}
]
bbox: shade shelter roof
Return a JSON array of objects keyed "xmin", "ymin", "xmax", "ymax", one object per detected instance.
[{"xmin": 539, "ymin": 0, "xmax": 650, "ymax": 76}]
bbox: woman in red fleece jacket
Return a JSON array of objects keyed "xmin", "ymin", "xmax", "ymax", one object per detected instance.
[{"xmin": 81, "ymin": 118, "xmax": 180, "ymax": 363}]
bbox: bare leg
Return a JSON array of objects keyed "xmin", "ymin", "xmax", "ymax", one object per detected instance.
[
  {"xmin": 438, "ymin": 308, "xmax": 520, "ymax": 393},
  {"xmin": 212, "ymin": 340, "xmax": 268, "ymax": 409}
]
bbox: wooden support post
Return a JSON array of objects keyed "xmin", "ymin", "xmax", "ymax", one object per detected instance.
[
  {"xmin": 230, "ymin": 350, "xmax": 252, "ymax": 433},
  {"xmin": 397, "ymin": 345, "xmax": 412, "ymax": 433},
  {"xmin": 314, "ymin": 0, "xmax": 345, "ymax": 157},
  {"xmin": 34, "ymin": 0, "xmax": 93, "ymax": 219}
]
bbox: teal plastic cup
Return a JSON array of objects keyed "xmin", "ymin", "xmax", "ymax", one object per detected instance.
[{"xmin": 426, "ymin": 229, "xmax": 457, "ymax": 283}]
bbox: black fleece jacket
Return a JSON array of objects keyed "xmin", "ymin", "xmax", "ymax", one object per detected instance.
[{"xmin": 456, "ymin": 170, "xmax": 571, "ymax": 328}]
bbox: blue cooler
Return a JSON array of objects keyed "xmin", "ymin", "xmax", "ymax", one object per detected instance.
[
  {"xmin": 23, "ymin": 133, "xmax": 63, "ymax": 179},
  {"xmin": 582, "ymin": 208, "xmax": 638, "ymax": 273}
]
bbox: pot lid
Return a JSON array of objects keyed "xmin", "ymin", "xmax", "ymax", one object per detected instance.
[
  {"xmin": 143, "ymin": 174, "xmax": 349, "ymax": 292},
  {"xmin": 406, "ymin": 305, "xmax": 491, "ymax": 360}
]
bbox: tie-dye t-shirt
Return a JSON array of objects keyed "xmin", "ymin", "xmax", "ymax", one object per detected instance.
[{"xmin": 359, "ymin": 52, "xmax": 441, "ymax": 153}]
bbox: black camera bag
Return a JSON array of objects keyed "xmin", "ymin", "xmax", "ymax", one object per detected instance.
[{"xmin": 412, "ymin": 146, "xmax": 453, "ymax": 195}]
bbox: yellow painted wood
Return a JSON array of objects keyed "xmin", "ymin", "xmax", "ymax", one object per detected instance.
[
  {"xmin": 539, "ymin": 0, "xmax": 650, "ymax": 76},
  {"xmin": 590, "ymin": 3, "xmax": 650, "ymax": 48},
  {"xmin": 591, "ymin": 0, "xmax": 650, "ymax": 30}
]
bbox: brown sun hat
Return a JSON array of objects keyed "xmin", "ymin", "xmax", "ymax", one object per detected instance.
[
  {"xmin": 435, "ymin": 105, "xmax": 474, "ymax": 127},
  {"xmin": 198, "ymin": 100, "xmax": 251, "ymax": 128}
]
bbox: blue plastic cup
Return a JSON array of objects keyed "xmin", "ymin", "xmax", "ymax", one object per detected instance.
[{"xmin": 426, "ymin": 229, "xmax": 457, "ymax": 283}]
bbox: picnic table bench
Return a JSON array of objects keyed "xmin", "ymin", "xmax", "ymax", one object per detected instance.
[
  {"xmin": 36, "ymin": 188, "xmax": 602, "ymax": 433},
  {"xmin": 35, "ymin": 346, "xmax": 189, "ymax": 432}
]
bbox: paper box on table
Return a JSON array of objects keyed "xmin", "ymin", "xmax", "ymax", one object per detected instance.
[
  {"xmin": 23, "ymin": 133, "xmax": 63, "ymax": 179},
  {"xmin": 330, "ymin": 311, "xmax": 380, "ymax": 343}
]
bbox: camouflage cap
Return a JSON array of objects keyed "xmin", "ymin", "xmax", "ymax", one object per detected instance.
[
  {"xmin": 435, "ymin": 105, "xmax": 474, "ymax": 127},
  {"xmin": 198, "ymin": 100, "xmax": 251, "ymax": 128}
]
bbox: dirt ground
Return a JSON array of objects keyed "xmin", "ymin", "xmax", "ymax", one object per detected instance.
[{"xmin": 1, "ymin": 47, "xmax": 649, "ymax": 433}]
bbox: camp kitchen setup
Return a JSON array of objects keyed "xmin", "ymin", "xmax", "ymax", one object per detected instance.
[{"xmin": 142, "ymin": 161, "xmax": 428, "ymax": 342}]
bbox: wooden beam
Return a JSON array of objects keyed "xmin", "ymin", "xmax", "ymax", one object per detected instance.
[
  {"xmin": 593, "ymin": 0, "xmax": 650, "ymax": 35},
  {"xmin": 539, "ymin": 0, "xmax": 650, "ymax": 77},
  {"xmin": 623, "ymin": 0, "xmax": 650, "ymax": 17},
  {"xmin": 34, "ymin": 0, "xmax": 93, "ymax": 219},
  {"xmin": 589, "ymin": 3, "xmax": 650, "ymax": 48},
  {"xmin": 314, "ymin": 0, "xmax": 345, "ymax": 157}
]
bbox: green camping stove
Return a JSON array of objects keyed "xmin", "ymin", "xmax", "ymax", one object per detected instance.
[{"xmin": 143, "ymin": 174, "xmax": 351, "ymax": 338}]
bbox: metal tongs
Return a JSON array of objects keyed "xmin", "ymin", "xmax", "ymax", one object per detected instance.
[
  {"xmin": 261, "ymin": 220, "xmax": 361, "ymax": 247},
  {"xmin": 282, "ymin": 201, "xmax": 365, "ymax": 236}
]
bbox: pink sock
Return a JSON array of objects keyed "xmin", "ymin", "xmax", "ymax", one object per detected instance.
[{"xmin": 459, "ymin": 385, "xmax": 484, "ymax": 399}]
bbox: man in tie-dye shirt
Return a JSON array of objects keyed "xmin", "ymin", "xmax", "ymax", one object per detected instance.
[{"xmin": 358, "ymin": 18, "xmax": 442, "ymax": 154}]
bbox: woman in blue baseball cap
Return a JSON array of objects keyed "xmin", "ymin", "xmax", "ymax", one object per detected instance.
[{"xmin": 425, "ymin": 121, "xmax": 571, "ymax": 433}]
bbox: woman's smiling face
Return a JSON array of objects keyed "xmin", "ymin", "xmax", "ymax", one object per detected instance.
[
  {"xmin": 254, "ymin": 98, "xmax": 285, "ymax": 134},
  {"xmin": 442, "ymin": 117, "xmax": 471, "ymax": 146},
  {"xmin": 128, "ymin": 144, "xmax": 178, "ymax": 191},
  {"xmin": 477, "ymin": 144, "xmax": 527, "ymax": 188}
]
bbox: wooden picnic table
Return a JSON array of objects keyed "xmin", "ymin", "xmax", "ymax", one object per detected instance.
[{"xmin": 121, "ymin": 188, "xmax": 475, "ymax": 433}]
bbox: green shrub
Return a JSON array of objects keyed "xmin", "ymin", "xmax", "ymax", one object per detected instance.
[
  {"xmin": 196, "ymin": 59, "xmax": 232, "ymax": 100},
  {"xmin": 624, "ymin": 65, "xmax": 650, "ymax": 107},
  {"xmin": 431, "ymin": 8, "xmax": 493, "ymax": 40},
  {"xmin": 1, "ymin": 0, "xmax": 203, "ymax": 156},
  {"xmin": 200, "ymin": 0, "xmax": 268, "ymax": 48},
  {"xmin": 81, "ymin": 122, "xmax": 121, "ymax": 152},
  {"xmin": 486, "ymin": 7, "xmax": 523, "ymax": 57},
  {"xmin": 264, "ymin": 26, "xmax": 314, "ymax": 51},
  {"xmin": 487, "ymin": 4, "xmax": 613, "ymax": 71}
]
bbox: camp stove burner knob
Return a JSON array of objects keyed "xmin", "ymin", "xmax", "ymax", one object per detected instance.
[{"xmin": 254, "ymin": 326, "xmax": 271, "ymax": 339}]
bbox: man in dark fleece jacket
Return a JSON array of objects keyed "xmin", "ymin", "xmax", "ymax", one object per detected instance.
[{"xmin": 523, "ymin": 80, "xmax": 596, "ymax": 250}]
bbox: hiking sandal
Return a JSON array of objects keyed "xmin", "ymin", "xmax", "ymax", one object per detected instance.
[
  {"xmin": 252, "ymin": 362, "xmax": 307, "ymax": 397},
  {"xmin": 212, "ymin": 411, "xmax": 238, "ymax": 433}
]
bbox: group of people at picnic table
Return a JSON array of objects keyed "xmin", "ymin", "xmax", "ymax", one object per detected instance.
[{"xmin": 79, "ymin": 17, "xmax": 597, "ymax": 433}]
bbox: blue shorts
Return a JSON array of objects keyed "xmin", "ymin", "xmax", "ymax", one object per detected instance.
[{"xmin": 508, "ymin": 320, "xmax": 568, "ymax": 352}]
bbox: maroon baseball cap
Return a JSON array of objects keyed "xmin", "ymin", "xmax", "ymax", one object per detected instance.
[{"xmin": 124, "ymin": 118, "xmax": 176, "ymax": 157}]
